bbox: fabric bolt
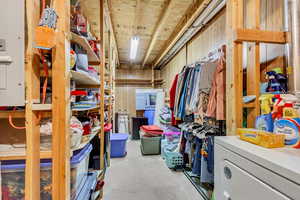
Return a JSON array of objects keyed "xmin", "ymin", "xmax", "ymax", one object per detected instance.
[{"xmin": 206, "ymin": 54, "xmax": 226, "ymax": 120}]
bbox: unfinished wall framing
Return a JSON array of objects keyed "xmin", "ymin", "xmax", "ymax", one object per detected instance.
[{"xmin": 160, "ymin": 1, "xmax": 286, "ymax": 136}]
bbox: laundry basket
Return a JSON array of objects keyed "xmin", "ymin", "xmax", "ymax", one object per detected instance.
[{"xmin": 164, "ymin": 149, "xmax": 184, "ymax": 169}]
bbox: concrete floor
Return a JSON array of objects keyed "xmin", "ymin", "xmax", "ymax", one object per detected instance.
[{"xmin": 104, "ymin": 140, "xmax": 202, "ymax": 200}]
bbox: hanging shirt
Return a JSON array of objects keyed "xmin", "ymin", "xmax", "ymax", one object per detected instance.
[
  {"xmin": 189, "ymin": 64, "xmax": 202, "ymax": 113},
  {"xmin": 199, "ymin": 62, "xmax": 218, "ymax": 93},
  {"xmin": 206, "ymin": 54, "xmax": 226, "ymax": 120}
]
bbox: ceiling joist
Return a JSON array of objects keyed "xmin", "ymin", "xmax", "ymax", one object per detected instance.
[
  {"xmin": 142, "ymin": 0, "xmax": 173, "ymax": 67},
  {"xmin": 105, "ymin": 0, "xmax": 120, "ymax": 65},
  {"xmin": 153, "ymin": 0, "xmax": 211, "ymax": 67}
]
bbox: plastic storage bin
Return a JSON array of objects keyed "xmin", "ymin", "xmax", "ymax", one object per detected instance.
[
  {"xmin": 164, "ymin": 149, "xmax": 184, "ymax": 169},
  {"xmin": 110, "ymin": 133, "xmax": 129, "ymax": 158},
  {"xmin": 140, "ymin": 136, "xmax": 161, "ymax": 155},
  {"xmin": 1, "ymin": 144, "xmax": 92, "ymax": 200},
  {"xmin": 144, "ymin": 110, "xmax": 155, "ymax": 125},
  {"xmin": 75, "ymin": 172, "xmax": 97, "ymax": 200}
]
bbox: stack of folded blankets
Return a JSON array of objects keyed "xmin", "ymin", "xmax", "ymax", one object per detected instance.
[
  {"xmin": 159, "ymin": 106, "xmax": 172, "ymax": 124},
  {"xmin": 139, "ymin": 125, "xmax": 163, "ymax": 137}
]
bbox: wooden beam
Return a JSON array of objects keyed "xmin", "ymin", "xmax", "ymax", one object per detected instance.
[
  {"xmin": 226, "ymin": 0, "xmax": 244, "ymax": 135},
  {"xmin": 142, "ymin": 0, "xmax": 173, "ymax": 67},
  {"xmin": 105, "ymin": 0, "xmax": 120, "ymax": 65},
  {"xmin": 246, "ymin": 0, "xmax": 261, "ymax": 128},
  {"xmin": 52, "ymin": 0, "xmax": 71, "ymax": 199},
  {"xmin": 99, "ymin": 0, "xmax": 106, "ymax": 170},
  {"xmin": 25, "ymin": 0, "xmax": 40, "ymax": 199},
  {"xmin": 153, "ymin": 0, "xmax": 212, "ymax": 67},
  {"xmin": 0, "ymin": 110, "xmax": 51, "ymax": 119},
  {"xmin": 234, "ymin": 29, "xmax": 287, "ymax": 44}
]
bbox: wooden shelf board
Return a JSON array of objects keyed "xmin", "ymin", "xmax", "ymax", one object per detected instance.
[
  {"xmin": 71, "ymin": 70, "xmax": 101, "ymax": 86},
  {"xmin": 0, "ymin": 131, "xmax": 101, "ymax": 160},
  {"xmin": 71, "ymin": 32, "xmax": 100, "ymax": 63},
  {"xmin": 72, "ymin": 131, "xmax": 98, "ymax": 151},
  {"xmin": 0, "ymin": 110, "xmax": 51, "ymax": 118},
  {"xmin": 0, "ymin": 150, "xmax": 52, "ymax": 161},
  {"xmin": 32, "ymin": 104, "xmax": 52, "ymax": 111},
  {"xmin": 243, "ymin": 102, "xmax": 256, "ymax": 108},
  {"xmin": 234, "ymin": 29, "xmax": 287, "ymax": 44},
  {"xmin": 72, "ymin": 105, "xmax": 100, "ymax": 112}
]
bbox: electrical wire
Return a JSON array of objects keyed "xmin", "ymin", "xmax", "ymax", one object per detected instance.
[
  {"xmin": 9, "ymin": 51, "xmax": 49, "ymax": 129},
  {"xmin": 8, "ymin": 0, "xmax": 49, "ymax": 130}
]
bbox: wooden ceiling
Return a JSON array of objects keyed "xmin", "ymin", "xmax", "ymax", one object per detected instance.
[{"xmin": 109, "ymin": 0, "xmax": 194, "ymax": 68}]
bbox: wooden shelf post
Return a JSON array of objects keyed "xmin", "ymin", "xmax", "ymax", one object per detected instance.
[
  {"xmin": 245, "ymin": 0, "xmax": 261, "ymax": 128},
  {"xmin": 52, "ymin": 0, "xmax": 71, "ymax": 199},
  {"xmin": 25, "ymin": 0, "xmax": 41, "ymax": 199},
  {"xmin": 226, "ymin": 0, "xmax": 244, "ymax": 135},
  {"xmin": 227, "ymin": 0, "xmax": 287, "ymax": 134},
  {"xmin": 99, "ymin": 0, "xmax": 106, "ymax": 170}
]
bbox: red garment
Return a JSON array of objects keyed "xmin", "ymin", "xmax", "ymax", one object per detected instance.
[
  {"xmin": 140, "ymin": 125, "xmax": 163, "ymax": 134},
  {"xmin": 170, "ymin": 74, "xmax": 179, "ymax": 125}
]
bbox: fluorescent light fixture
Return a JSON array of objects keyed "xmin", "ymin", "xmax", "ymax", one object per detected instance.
[{"xmin": 130, "ymin": 36, "xmax": 139, "ymax": 60}]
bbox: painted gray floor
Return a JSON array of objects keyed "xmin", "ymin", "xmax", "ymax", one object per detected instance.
[{"xmin": 104, "ymin": 140, "xmax": 202, "ymax": 200}]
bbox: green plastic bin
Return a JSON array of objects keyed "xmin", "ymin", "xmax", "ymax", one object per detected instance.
[{"xmin": 140, "ymin": 136, "xmax": 161, "ymax": 155}]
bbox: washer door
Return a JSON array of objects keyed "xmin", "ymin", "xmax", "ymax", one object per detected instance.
[{"xmin": 221, "ymin": 160, "xmax": 291, "ymax": 200}]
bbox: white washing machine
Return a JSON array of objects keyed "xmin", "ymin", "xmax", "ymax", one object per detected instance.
[{"xmin": 215, "ymin": 136, "xmax": 300, "ymax": 200}]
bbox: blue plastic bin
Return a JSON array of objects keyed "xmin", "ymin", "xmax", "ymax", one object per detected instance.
[
  {"xmin": 110, "ymin": 133, "xmax": 129, "ymax": 158},
  {"xmin": 75, "ymin": 172, "xmax": 97, "ymax": 200},
  {"xmin": 1, "ymin": 144, "xmax": 92, "ymax": 200},
  {"xmin": 144, "ymin": 110, "xmax": 155, "ymax": 125}
]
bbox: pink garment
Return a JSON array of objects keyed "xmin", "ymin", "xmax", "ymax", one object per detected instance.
[{"xmin": 206, "ymin": 53, "xmax": 226, "ymax": 120}]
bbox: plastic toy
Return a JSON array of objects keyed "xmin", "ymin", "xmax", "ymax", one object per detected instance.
[{"xmin": 265, "ymin": 69, "xmax": 288, "ymax": 93}]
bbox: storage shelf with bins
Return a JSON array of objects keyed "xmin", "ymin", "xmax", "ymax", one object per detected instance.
[{"xmin": 0, "ymin": 0, "xmax": 118, "ymax": 199}]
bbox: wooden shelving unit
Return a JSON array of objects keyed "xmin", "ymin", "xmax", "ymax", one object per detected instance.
[
  {"xmin": 71, "ymin": 32, "xmax": 101, "ymax": 64},
  {"xmin": 71, "ymin": 70, "xmax": 101, "ymax": 86},
  {"xmin": 0, "ymin": 0, "xmax": 118, "ymax": 199},
  {"xmin": 226, "ymin": 0, "xmax": 288, "ymax": 134}
]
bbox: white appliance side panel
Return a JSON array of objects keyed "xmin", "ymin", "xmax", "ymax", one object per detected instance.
[
  {"xmin": 222, "ymin": 160, "xmax": 290, "ymax": 200},
  {"xmin": 215, "ymin": 143, "xmax": 300, "ymax": 200},
  {"xmin": 0, "ymin": 0, "xmax": 25, "ymax": 106}
]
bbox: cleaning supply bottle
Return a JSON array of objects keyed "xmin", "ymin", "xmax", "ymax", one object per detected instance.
[
  {"xmin": 281, "ymin": 94, "xmax": 299, "ymax": 118},
  {"xmin": 283, "ymin": 103, "xmax": 298, "ymax": 118},
  {"xmin": 272, "ymin": 94, "xmax": 284, "ymax": 119},
  {"xmin": 259, "ymin": 94, "xmax": 274, "ymax": 114}
]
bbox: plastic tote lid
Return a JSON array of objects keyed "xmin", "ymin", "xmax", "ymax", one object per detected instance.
[
  {"xmin": 1, "ymin": 144, "xmax": 93, "ymax": 170},
  {"xmin": 110, "ymin": 133, "xmax": 129, "ymax": 141}
]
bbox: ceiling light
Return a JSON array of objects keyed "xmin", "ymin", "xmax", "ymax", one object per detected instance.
[{"xmin": 130, "ymin": 36, "xmax": 139, "ymax": 60}]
